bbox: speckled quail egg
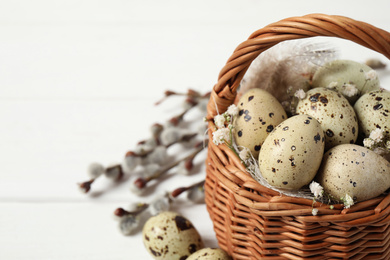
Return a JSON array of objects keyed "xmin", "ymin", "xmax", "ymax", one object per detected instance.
[
  {"xmin": 312, "ymin": 59, "xmax": 380, "ymax": 104},
  {"xmin": 234, "ymin": 88, "xmax": 287, "ymax": 159},
  {"xmin": 142, "ymin": 211, "xmax": 204, "ymax": 260},
  {"xmin": 187, "ymin": 248, "xmax": 232, "ymax": 260},
  {"xmin": 354, "ymin": 90, "xmax": 390, "ymax": 138},
  {"xmin": 316, "ymin": 144, "xmax": 390, "ymax": 202},
  {"xmin": 258, "ymin": 115, "xmax": 325, "ymax": 190},
  {"xmin": 296, "ymin": 87, "xmax": 358, "ymax": 150}
]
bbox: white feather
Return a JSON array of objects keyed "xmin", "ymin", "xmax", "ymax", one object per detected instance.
[{"xmin": 239, "ymin": 39, "xmax": 338, "ymax": 114}]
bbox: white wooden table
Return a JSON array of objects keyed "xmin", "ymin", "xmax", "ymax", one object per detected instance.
[{"xmin": 1, "ymin": 1, "xmax": 390, "ymax": 259}]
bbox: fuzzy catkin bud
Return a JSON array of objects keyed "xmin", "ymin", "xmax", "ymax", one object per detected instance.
[
  {"xmin": 140, "ymin": 164, "xmax": 160, "ymax": 179},
  {"xmin": 148, "ymin": 196, "xmax": 170, "ymax": 216},
  {"xmin": 105, "ymin": 164, "xmax": 123, "ymax": 180},
  {"xmin": 146, "ymin": 146, "xmax": 168, "ymax": 165},
  {"xmin": 196, "ymin": 98, "xmax": 208, "ymax": 113},
  {"xmin": 176, "ymin": 161, "xmax": 190, "ymax": 175},
  {"xmin": 114, "ymin": 208, "xmax": 128, "ymax": 217},
  {"xmin": 187, "ymin": 185, "xmax": 205, "ymax": 203},
  {"xmin": 119, "ymin": 215, "xmax": 140, "ymax": 235},
  {"xmin": 87, "ymin": 162, "xmax": 105, "ymax": 179},
  {"xmin": 160, "ymin": 127, "xmax": 183, "ymax": 146},
  {"xmin": 130, "ymin": 178, "xmax": 146, "ymax": 195},
  {"xmin": 78, "ymin": 180, "xmax": 93, "ymax": 193},
  {"xmin": 150, "ymin": 123, "xmax": 164, "ymax": 138},
  {"xmin": 124, "ymin": 151, "xmax": 141, "ymax": 171}
]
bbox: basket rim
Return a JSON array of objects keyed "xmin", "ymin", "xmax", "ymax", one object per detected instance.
[{"xmin": 206, "ymin": 13, "xmax": 390, "ymax": 215}]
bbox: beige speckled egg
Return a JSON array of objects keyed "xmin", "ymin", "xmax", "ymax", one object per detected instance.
[
  {"xmin": 187, "ymin": 248, "xmax": 232, "ymax": 260},
  {"xmin": 234, "ymin": 88, "xmax": 287, "ymax": 159},
  {"xmin": 142, "ymin": 211, "xmax": 204, "ymax": 260},
  {"xmin": 354, "ymin": 90, "xmax": 390, "ymax": 138},
  {"xmin": 312, "ymin": 59, "xmax": 380, "ymax": 104},
  {"xmin": 258, "ymin": 115, "xmax": 325, "ymax": 190},
  {"xmin": 316, "ymin": 144, "xmax": 390, "ymax": 202},
  {"xmin": 296, "ymin": 87, "xmax": 358, "ymax": 150}
]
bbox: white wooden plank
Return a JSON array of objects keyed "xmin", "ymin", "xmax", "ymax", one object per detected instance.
[
  {"xmin": 0, "ymin": 97, "xmax": 208, "ymax": 201},
  {"xmin": 0, "ymin": 202, "xmax": 217, "ymax": 259},
  {"xmin": 1, "ymin": 1, "xmax": 390, "ymax": 259}
]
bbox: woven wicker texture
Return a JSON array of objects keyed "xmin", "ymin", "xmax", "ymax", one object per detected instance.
[{"xmin": 205, "ymin": 14, "xmax": 390, "ymax": 259}]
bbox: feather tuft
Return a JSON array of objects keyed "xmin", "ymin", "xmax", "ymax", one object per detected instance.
[{"xmin": 239, "ymin": 39, "xmax": 338, "ymax": 114}]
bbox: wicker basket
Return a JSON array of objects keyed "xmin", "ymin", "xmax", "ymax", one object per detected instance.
[{"xmin": 205, "ymin": 14, "xmax": 390, "ymax": 260}]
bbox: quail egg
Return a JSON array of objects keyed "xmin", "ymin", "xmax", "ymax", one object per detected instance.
[
  {"xmin": 234, "ymin": 88, "xmax": 287, "ymax": 159},
  {"xmin": 316, "ymin": 144, "xmax": 390, "ymax": 202},
  {"xmin": 142, "ymin": 211, "xmax": 204, "ymax": 260},
  {"xmin": 296, "ymin": 87, "xmax": 358, "ymax": 150},
  {"xmin": 258, "ymin": 115, "xmax": 325, "ymax": 190},
  {"xmin": 354, "ymin": 89, "xmax": 390, "ymax": 138},
  {"xmin": 187, "ymin": 248, "xmax": 232, "ymax": 260}
]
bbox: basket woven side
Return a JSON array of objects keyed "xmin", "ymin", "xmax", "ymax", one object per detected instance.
[{"xmin": 205, "ymin": 14, "xmax": 390, "ymax": 260}]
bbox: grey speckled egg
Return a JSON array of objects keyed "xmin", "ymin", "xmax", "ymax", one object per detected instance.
[
  {"xmin": 354, "ymin": 90, "xmax": 390, "ymax": 138},
  {"xmin": 259, "ymin": 115, "xmax": 325, "ymax": 190},
  {"xmin": 187, "ymin": 248, "xmax": 232, "ymax": 260},
  {"xmin": 234, "ymin": 88, "xmax": 287, "ymax": 159},
  {"xmin": 296, "ymin": 87, "xmax": 358, "ymax": 150},
  {"xmin": 316, "ymin": 144, "xmax": 390, "ymax": 202},
  {"xmin": 142, "ymin": 211, "xmax": 204, "ymax": 260},
  {"xmin": 312, "ymin": 59, "xmax": 380, "ymax": 104}
]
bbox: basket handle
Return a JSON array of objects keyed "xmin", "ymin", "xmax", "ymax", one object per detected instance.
[{"xmin": 207, "ymin": 13, "xmax": 390, "ymax": 119}]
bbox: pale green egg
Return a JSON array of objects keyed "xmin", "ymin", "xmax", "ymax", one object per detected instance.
[{"xmin": 312, "ymin": 59, "xmax": 380, "ymax": 104}]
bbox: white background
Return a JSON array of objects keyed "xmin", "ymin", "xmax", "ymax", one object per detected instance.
[{"xmin": 1, "ymin": 1, "xmax": 390, "ymax": 259}]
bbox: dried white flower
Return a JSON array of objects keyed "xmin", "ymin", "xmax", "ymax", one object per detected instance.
[
  {"xmin": 239, "ymin": 147, "xmax": 251, "ymax": 161},
  {"xmin": 363, "ymin": 138, "xmax": 375, "ymax": 148},
  {"xmin": 342, "ymin": 83, "xmax": 359, "ymax": 97},
  {"xmin": 365, "ymin": 70, "xmax": 378, "ymax": 80},
  {"xmin": 214, "ymin": 114, "xmax": 226, "ymax": 129},
  {"xmin": 294, "ymin": 89, "xmax": 306, "ymax": 99},
  {"xmin": 386, "ymin": 141, "xmax": 390, "ymax": 150},
  {"xmin": 327, "ymin": 81, "xmax": 338, "ymax": 89},
  {"xmin": 309, "ymin": 181, "xmax": 324, "ymax": 198},
  {"xmin": 225, "ymin": 114, "xmax": 232, "ymax": 123},
  {"xmin": 342, "ymin": 194, "xmax": 354, "ymax": 209},
  {"xmin": 212, "ymin": 128, "xmax": 230, "ymax": 145},
  {"xmin": 226, "ymin": 104, "xmax": 239, "ymax": 117},
  {"xmin": 312, "ymin": 208, "xmax": 319, "ymax": 216},
  {"xmin": 369, "ymin": 128, "xmax": 384, "ymax": 143}
]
